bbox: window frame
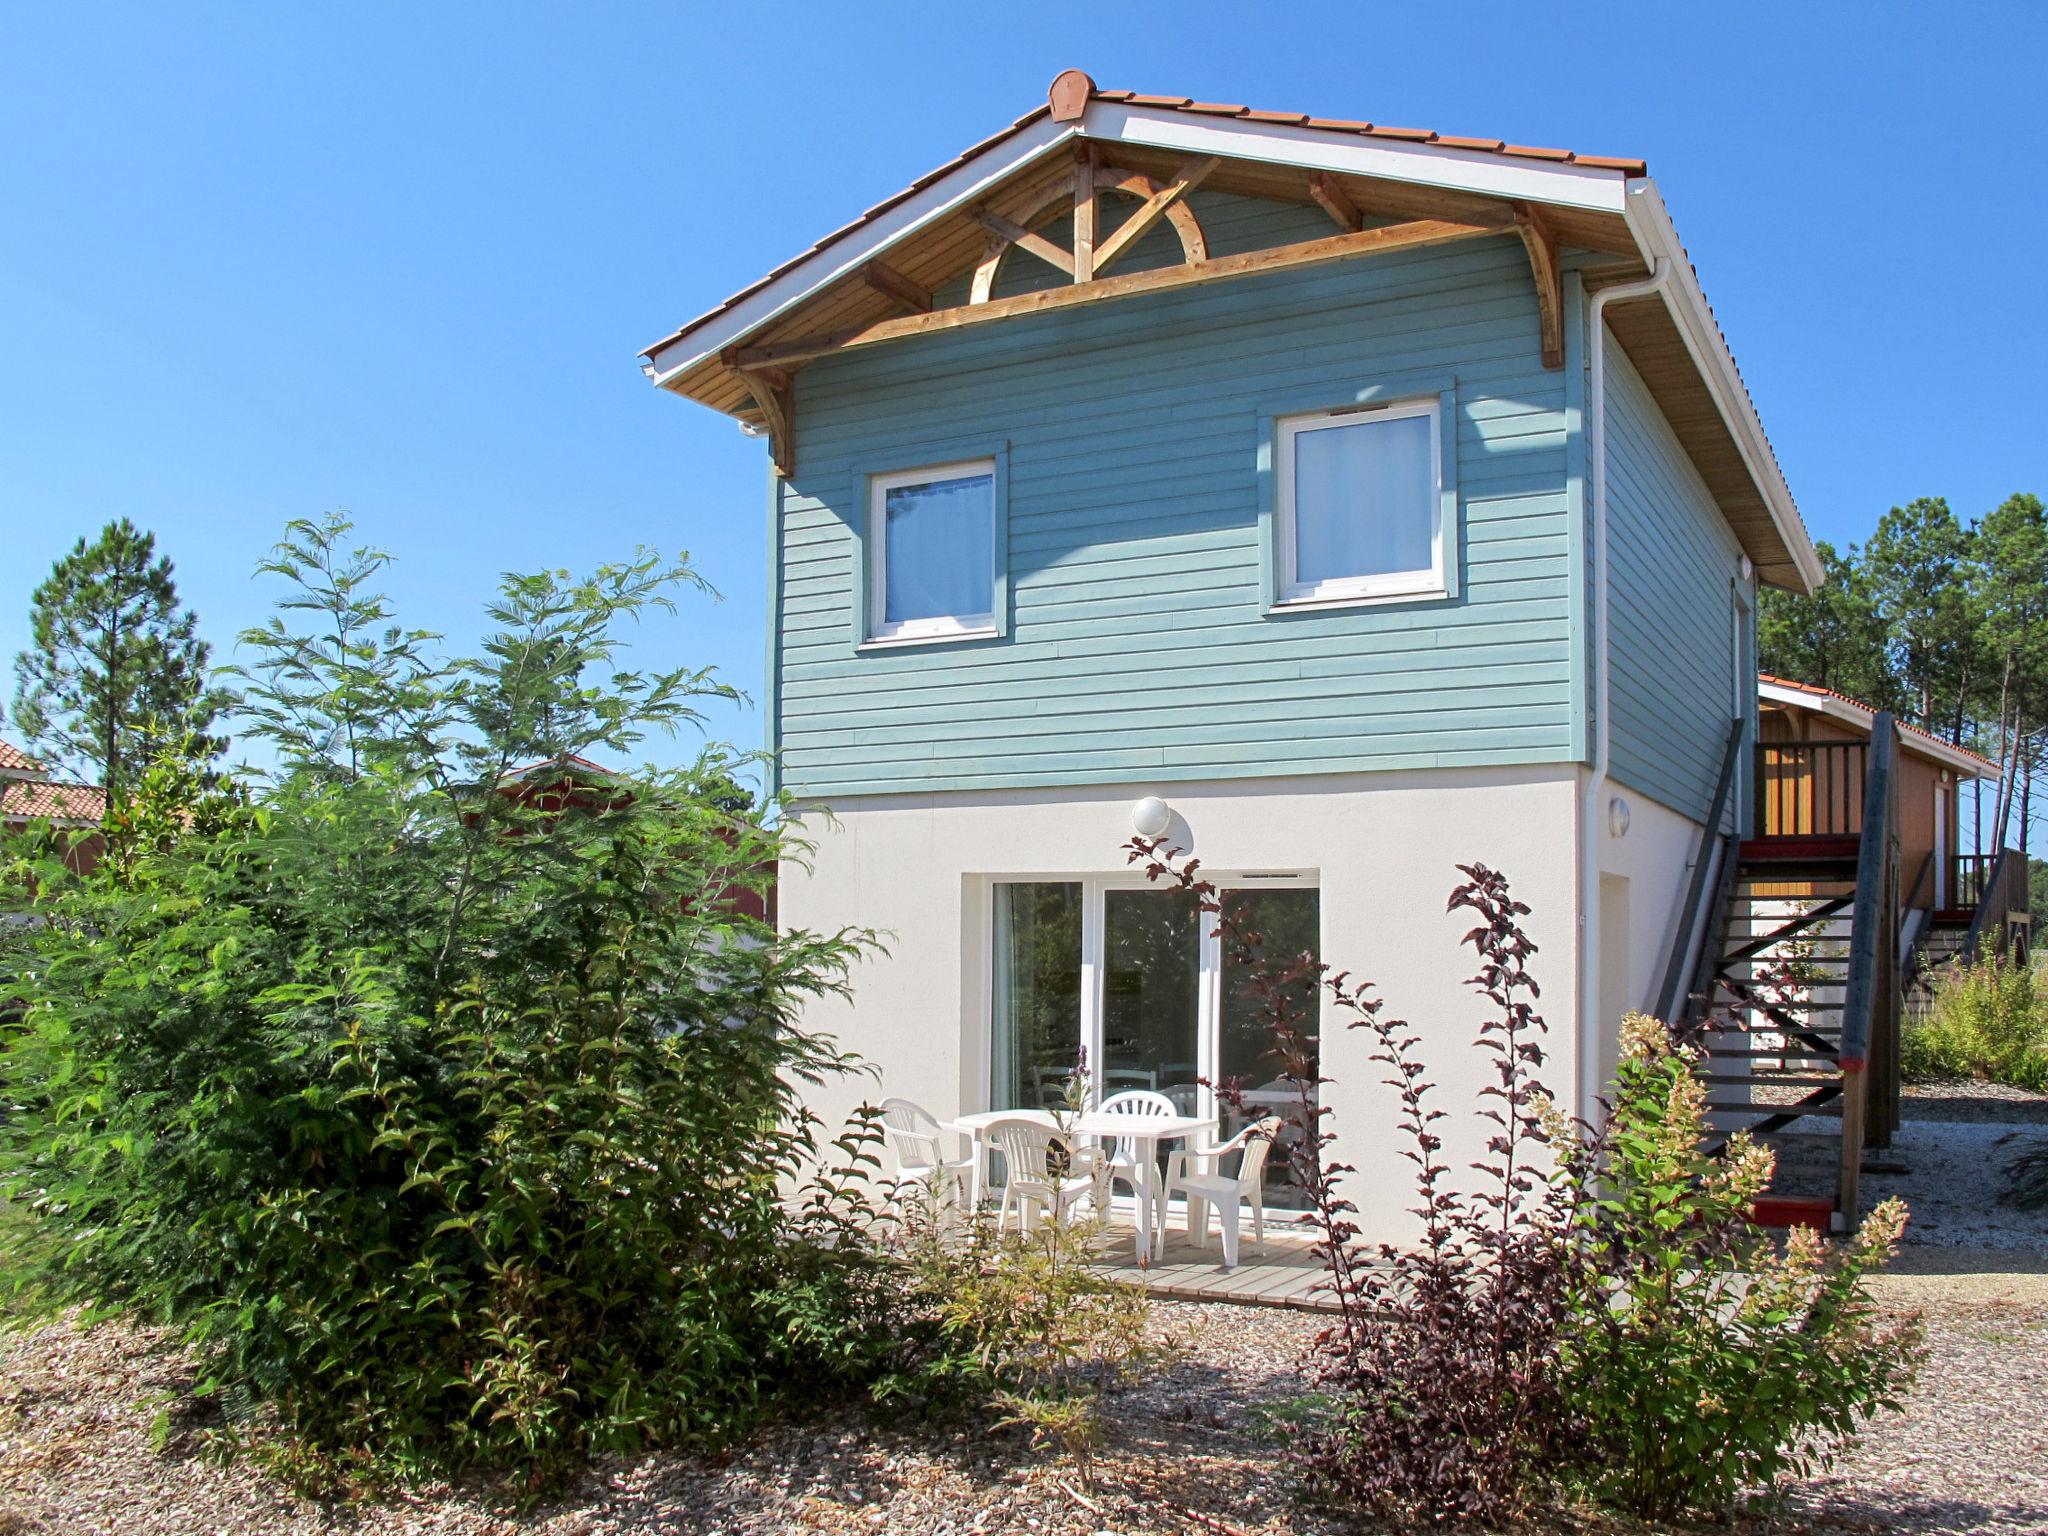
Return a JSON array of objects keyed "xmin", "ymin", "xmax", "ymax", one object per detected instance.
[
  {"xmin": 859, "ymin": 452, "xmax": 1006, "ymax": 648},
  {"xmin": 1273, "ymin": 396, "xmax": 1446, "ymax": 606},
  {"xmin": 979, "ymin": 869, "xmax": 1319, "ymax": 1121}
]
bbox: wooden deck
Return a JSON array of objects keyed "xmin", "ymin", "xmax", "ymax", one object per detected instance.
[{"xmin": 1089, "ymin": 1220, "xmax": 1337, "ymax": 1310}]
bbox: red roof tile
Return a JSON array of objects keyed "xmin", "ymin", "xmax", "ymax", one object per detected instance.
[
  {"xmin": 0, "ymin": 778, "xmax": 105, "ymax": 823},
  {"xmin": 1760, "ymin": 674, "xmax": 1999, "ymax": 773},
  {"xmin": 0, "ymin": 739, "xmax": 41, "ymax": 774},
  {"xmin": 641, "ymin": 73, "xmax": 1648, "ymax": 364}
]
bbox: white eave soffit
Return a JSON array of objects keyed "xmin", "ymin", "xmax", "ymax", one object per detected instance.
[{"xmin": 639, "ymin": 103, "xmax": 1632, "ymax": 385}]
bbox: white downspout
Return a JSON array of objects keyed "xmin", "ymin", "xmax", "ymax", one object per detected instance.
[{"xmin": 1580, "ymin": 256, "xmax": 1670, "ymax": 1125}]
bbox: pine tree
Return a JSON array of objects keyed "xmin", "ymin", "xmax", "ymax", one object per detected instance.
[
  {"xmin": 1757, "ymin": 540, "xmax": 1900, "ymax": 706},
  {"xmin": 1863, "ymin": 497, "xmax": 1978, "ymax": 741},
  {"xmin": 12, "ymin": 518, "xmax": 223, "ymax": 795}
]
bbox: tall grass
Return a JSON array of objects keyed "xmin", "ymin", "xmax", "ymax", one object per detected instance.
[{"xmin": 1902, "ymin": 946, "xmax": 2048, "ymax": 1091}]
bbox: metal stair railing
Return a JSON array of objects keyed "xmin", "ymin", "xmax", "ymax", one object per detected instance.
[{"xmin": 1655, "ymin": 717, "xmax": 1747, "ymax": 1027}]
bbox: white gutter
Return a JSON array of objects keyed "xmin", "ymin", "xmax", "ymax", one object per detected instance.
[{"xmin": 1580, "ymin": 255, "xmax": 1671, "ymax": 1125}]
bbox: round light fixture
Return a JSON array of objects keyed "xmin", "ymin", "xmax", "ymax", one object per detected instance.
[
  {"xmin": 1608, "ymin": 795, "xmax": 1632, "ymax": 839},
  {"xmin": 1131, "ymin": 796, "xmax": 1173, "ymax": 838}
]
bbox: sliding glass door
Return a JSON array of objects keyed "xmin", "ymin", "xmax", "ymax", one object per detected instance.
[
  {"xmin": 990, "ymin": 876, "xmax": 1318, "ymax": 1204},
  {"xmin": 1101, "ymin": 888, "xmax": 1202, "ymax": 1112},
  {"xmin": 991, "ymin": 882, "xmax": 1083, "ymax": 1111}
]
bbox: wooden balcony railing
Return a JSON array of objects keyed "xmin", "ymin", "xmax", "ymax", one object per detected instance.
[
  {"xmin": 1755, "ymin": 740, "xmax": 1868, "ymax": 839},
  {"xmin": 1958, "ymin": 847, "xmax": 2034, "ymax": 961},
  {"xmin": 1950, "ymin": 852, "xmax": 2004, "ymax": 913}
]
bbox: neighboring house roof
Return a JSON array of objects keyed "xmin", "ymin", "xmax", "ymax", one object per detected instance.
[
  {"xmin": 1, "ymin": 739, "xmax": 110, "ymax": 826},
  {"xmin": 499, "ymin": 752, "xmax": 619, "ymax": 784},
  {"xmin": 1759, "ymin": 674, "xmax": 1998, "ymax": 779},
  {"xmin": 638, "ymin": 69, "xmax": 1819, "ymax": 594},
  {"xmin": 0, "ymin": 778, "xmax": 107, "ymax": 826}
]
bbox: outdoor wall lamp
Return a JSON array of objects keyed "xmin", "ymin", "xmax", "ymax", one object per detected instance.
[
  {"xmin": 1608, "ymin": 795, "xmax": 1632, "ymax": 839},
  {"xmin": 1131, "ymin": 796, "xmax": 1173, "ymax": 838}
]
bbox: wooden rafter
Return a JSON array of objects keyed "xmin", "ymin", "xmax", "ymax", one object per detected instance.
[
  {"xmin": 1306, "ymin": 171, "xmax": 1362, "ymax": 233},
  {"xmin": 1512, "ymin": 201, "xmax": 1565, "ymax": 370},
  {"xmin": 1092, "ymin": 155, "xmax": 1221, "ymax": 275},
  {"xmin": 969, "ymin": 207, "xmax": 1075, "ymax": 277},
  {"xmin": 730, "ymin": 217, "xmax": 1508, "ymax": 369},
  {"xmin": 969, "ymin": 161, "xmax": 1211, "ymax": 306},
  {"xmin": 861, "ymin": 259, "xmax": 931, "ymax": 314},
  {"xmin": 735, "ymin": 364, "xmax": 795, "ymax": 476}
]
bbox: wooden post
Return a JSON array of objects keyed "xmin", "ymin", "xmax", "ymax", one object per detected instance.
[
  {"xmin": 1836, "ymin": 713, "xmax": 1897, "ymax": 1225},
  {"xmin": 1071, "ymin": 144, "xmax": 1096, "ymax": 284},
  {"xmin": 1836, "ymin": 1064, "xmax": 1867, "ymax": 1232}
]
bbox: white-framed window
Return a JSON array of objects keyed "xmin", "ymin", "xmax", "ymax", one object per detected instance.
[
  {"xmin": 986, "ymin": 872, "xmax": 1320, "ymax": 1209},
  {"xmin": 866, "ymin": 458, "xmax": 997, "ymax": 644},
  {"xmin": 1275, "ymin": 398, "xmax": 1444, "ymax": 605}
]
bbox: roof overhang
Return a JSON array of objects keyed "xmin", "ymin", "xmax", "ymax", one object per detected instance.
[
  {"xmin": 1760, "ymin": 678, "xmax": 1998, "ymax": 780},
  {"xmin": 639, "ymin": 78, "xmax": 1819, "ymax": 594}
]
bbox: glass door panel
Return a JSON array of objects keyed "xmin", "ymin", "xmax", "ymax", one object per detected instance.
[
  {"xmin": 1100, "ymin": 887, "xmax": 1202, "ymax": 1112},
  {"xmin": 992, "ymin": 882, "xmax": 1083, "ymax": 1110},
  {"xmin": 1219, "ymin": 887, "xmax": 1320, "ymax": 1209}
]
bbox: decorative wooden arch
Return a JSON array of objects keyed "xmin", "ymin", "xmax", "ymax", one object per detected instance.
[{"xmin": 968, "ymin": 160, "xmax": 1215, "ymax": 304}]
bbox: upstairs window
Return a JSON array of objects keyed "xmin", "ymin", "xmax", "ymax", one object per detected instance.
[
  {"xmin": 867, "ymin": 459, "xmax": 997, "ymax": 643},
  {"xmin": 1275, "ymin": 399, "xmax": 1444, "ymax": 604}
]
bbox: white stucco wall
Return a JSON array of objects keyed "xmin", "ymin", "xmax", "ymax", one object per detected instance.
[
  {"xmin": 1597, "ymin": 786, "xmax": 1712, "ymax": 1028},
  {"xmin": 779, "ymin": 765, "xmax": 1592, "ymax": 1246}
]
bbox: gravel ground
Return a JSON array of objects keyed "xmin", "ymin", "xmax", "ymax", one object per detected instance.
[
  {"xmin": 4, "ymin": 1082, "xmax": 2045, "ymax": 1535},
  {"xmin": 1901, "ymin": 1079, "xmax": 2048, "ymax": 1126},
  {"xmin": 6, "ymin": 1275, "xmax": 2046, "ymax": 1536}
]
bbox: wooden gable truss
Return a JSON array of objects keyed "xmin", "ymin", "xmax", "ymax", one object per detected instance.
[{"xmin": 718, "ymin": 148, "xmax": 1593, "ymax": 477}]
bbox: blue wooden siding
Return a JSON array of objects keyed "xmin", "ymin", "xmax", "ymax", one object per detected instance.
[
  {"xmin": 1602, "ymin": 334, "xmax": 1751, "ymax": 822},
  {"xmin": 772, "ymin": 197, "xmax": 1578, "ymax": 799}
]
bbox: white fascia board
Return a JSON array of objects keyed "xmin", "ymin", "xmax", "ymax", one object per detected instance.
[
  {"xmin": 642, "ymin": 108, "xmax": 1638, "ymax": 388},
  {"xmin": 641, "ymin": 116, "xmax": 1078, "ymax": 385},
  {"xmin": 1759, "ymin": 681, "xmax": 1997, "ymax": 780},
  {"xmin": 1083, "ymin": 102, "xmax": 1632, "ymax": 214},
  {"xmin": 1620, "ymin": 182, "xmax": 1824, "ymax": 593}
]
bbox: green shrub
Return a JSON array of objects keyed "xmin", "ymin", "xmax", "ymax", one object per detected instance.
[
  {"xmin": 0, "ymin": 518, "xmax": 891, "ymax": 1495},
  {"xmin": 889, "ymin": 1080, "xmax": 1166, "ymax": 1489},
  {"xmin": 1555, "ymin": 1015, "xmax": 1923, "ymax": 1520},
  {"xmin": 1130, "ymin": 841, "xmax": 1921, "ymax": 1524},
  {"xmin": 1902, "ymin": 945, "xmax": 2048, "ymax": 1089}
]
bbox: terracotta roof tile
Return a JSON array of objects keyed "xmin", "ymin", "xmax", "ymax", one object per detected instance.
[
  {"xmin": 0, "ymin": 739, "xmax": 40, "ymax": 774},
  {"xmin": 0, "ymin": 778, "xmax": 105, "ymax": 823},
  {"xmin": 641, "ymin": 77, "xmax": 1648, "ymax": 363},
  {"xmin": 1760, "ymin": 674, "xmax": 1999, "ymax": 773}
]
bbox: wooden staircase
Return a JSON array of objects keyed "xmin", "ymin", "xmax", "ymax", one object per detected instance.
[{"xmin": 1657, "ymin": 719, "xmax": 1905, "ymax": 1233}]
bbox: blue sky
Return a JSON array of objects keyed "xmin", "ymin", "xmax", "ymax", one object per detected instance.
[{"xmin": 4, "ymin": 3, "xmax": 2044, "ymax": 776}]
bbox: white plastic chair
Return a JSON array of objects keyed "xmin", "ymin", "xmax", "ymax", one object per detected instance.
[
  {"xmin": 1093, "ymin": 1089, "xmax": 1177, "ymax": 1228},
  {"xmin": 1162, "ymin": 1117, "xmax": 1282, "ymax": 1269},
  {"xmin": 984, "ymin": 1115, "xmax": 1097, "ymax": 1233},
  {"xmin": 878, "ymin": 1097, "xmax": 974, "ymax": 1217}
]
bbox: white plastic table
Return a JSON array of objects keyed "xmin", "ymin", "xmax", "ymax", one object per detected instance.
[
  {"xmin": 945, "ymin": 1108, "xmax": 1216, "ymax": 1262},
  {"xmin": 1068, "ymin": 1110, "xmax": 1215, "ymax": 1262}
]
